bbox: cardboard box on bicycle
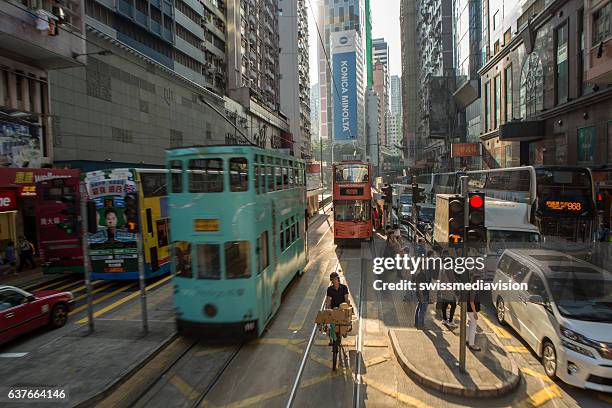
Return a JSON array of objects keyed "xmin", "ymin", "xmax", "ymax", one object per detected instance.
[{"xmin": 315, "ymin": 307, "xmax": 353, "ymax": 325}]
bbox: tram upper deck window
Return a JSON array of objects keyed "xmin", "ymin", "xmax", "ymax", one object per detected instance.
[
  {"xmin": 141, "ymin": 172, "xmax": 167, "ymax": 197},
  {"xmin": 275, "ymin": 165, "xmax": 283, "ymax": 189},
  {"xmin": 189, "ymin": 159, "xmax": 223, "ymax": 193},
  {"xmin": 229, "ymin": 158, "xmax": 249, "ymax": 192},
  {"xmin": 197, "ymin": 244, "xmax": 221, "ymax": 279},
  {"xmin": 335, "ymin": 164, "xmax": 369, "ymax": 183},
  {"xmin": 225, "ymin": 241, "xmax": 251, "ymax": 279},
  {"xmin": 170, "ymin": 161, "xmax": 182, "ymax": 193}
]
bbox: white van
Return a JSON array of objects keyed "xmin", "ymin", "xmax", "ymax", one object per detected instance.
[{"xmin": 491, "ymin": 249, "xmax": 612, "ymax": 392}]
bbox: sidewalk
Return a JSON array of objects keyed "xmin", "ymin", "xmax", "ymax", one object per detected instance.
[
  {"xmin": 0, "ymin": 265, "xmax": 64, "ymax": 289},
  {"xmin": 388, "ymin": 310, "xmax": 521, "ymax": 398},
  {"xmin": 0, "ymin": 319, "xmax": 175, "ymax": 408}
]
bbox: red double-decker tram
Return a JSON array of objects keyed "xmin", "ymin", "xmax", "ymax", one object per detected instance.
[{"xmin": 332, "ymin": 161, "xmax": 373, "ymax": 244}]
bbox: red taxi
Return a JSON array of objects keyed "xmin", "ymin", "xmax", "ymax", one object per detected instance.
[{"xmin": 0, "ymin": 285, "xmax": 74, "ymax": 345}]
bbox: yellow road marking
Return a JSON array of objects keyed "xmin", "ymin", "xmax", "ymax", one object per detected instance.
[
  {"xmin": 596, "ymin": 392, "xmax": 612, "ymax": 404},
  {"xmin": 479, "ymin": 312, "xmax": 512, "ymax": 339},
  {"xmin": 310, "ymin": 354, "xmax": 333, "ymax": 369},
  {"xmin": 521, "ymin": 384, "xmax": 562, "ymax": 407},
  {"xmin": 76, "ymin": 275, "xmax": 171, "ymax": 323},
  {"xmin": 314, "ymin": 338, "xmax": 356, "ymax": 347},
  {"xmin": 288, "ymin": 261, "xmax": 328, "ymax": 332},
  {"xmin": 170, "ymin": 375, "xmax": 197, "ymax": 400},
  {"xmin": 32, "ymin": 278, "xmax": 77, "ymax": 291},
  {"xmin": 214, "ymin": 372, "xmax": 341, "ymax": 408},
  {"xmin": 253, "ymin": 338, "xmax": 305, "ymax": 346},
  {"xmin": 521, "ymin": 367, "xmax": 553, "ymax": 383},
  {"xmin": 73, "ymin": 281, "xmax": 115, "ymax": 301},
  {"xmin": 50, "ymin": 280, "xmax": 87, "ymax": 292},
  {"xmin": 506, "ymin": 345, "xmax": 530, "ymax": 353},
  {"xmin": 194, "ymin": 347, "xmax": 234, "ymax": 357},
  {"xmin": 363, "ymin": 378, "xmax": 431, "ymax": 408},
  {"xmin": 365, "ymin": 355, "xmax": 391, "ymax": 368},
  {"xmin": 69, "ymin": 283, "xmax": 135, "ymax": 316}
]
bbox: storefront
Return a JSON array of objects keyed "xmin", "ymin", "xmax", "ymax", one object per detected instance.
[{"xmin": 0, "ymin": 168, "xmax": 80, "ymax": 251}]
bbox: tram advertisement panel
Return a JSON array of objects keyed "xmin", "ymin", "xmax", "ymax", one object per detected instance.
[{"xmin": 84, "ymin": 169, "xmax": 139, "ymax": 274}]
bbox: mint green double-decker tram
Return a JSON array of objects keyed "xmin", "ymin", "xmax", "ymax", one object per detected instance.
[{"xmin": 166, "ymin": 145, "xmax": 308, "ymax": 339}]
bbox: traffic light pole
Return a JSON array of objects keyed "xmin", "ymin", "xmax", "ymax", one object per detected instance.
[
  {"xmin": 79, "ymin": 182, "xmax": 94, "ymax": 334},
  {"xmin": 135, "ymin": 179, "xmax": 149, "ymax": 333},
  {"xmin": 459, "ymin": 176, "xmax": 469, "ymax": 373}
]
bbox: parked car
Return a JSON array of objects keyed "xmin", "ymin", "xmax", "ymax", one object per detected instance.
[
  {"xmin": 491, "ymin": 249, "xmax": 612, "ymax": 392},
  {"xmin": 0, "ymin": 285, "xmax": 74, "ymax": 345}
]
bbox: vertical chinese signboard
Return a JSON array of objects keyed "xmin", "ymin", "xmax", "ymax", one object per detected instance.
[{"xmin": 84, "ymin": 169, "xmax": 139, "ymax": 274}]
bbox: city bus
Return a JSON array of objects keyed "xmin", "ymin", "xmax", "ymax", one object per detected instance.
[
  {"xmin": 83, "ymin": 168, "xmax": 171, "ymax": 280},
  {"xmin": 167, "ymin": 146, "xmax": 307, "ymax": 338},
  {"xmin": 332, "ymin": 161, "xmax": 372, "ymax": 244},
  {"xmin": 466, "ymin": 166, "xmax": 597, "ymax": 242},
  {"xmin": 36, "ymin": 176, "xmax": 84, "ymax": 274}
]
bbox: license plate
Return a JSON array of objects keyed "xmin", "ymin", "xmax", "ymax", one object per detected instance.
[{"xmin": 194, "ymin": 219, "xmax": 219, "ymax": 231}]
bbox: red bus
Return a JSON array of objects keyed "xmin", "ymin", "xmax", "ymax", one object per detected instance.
[
  {"xmin": 332, "ymin": 161, "xmax": 373, "ymax": 244},
  {"xmin": 36, "ymin": 177, "xmax": 84, "ymax": 274}
]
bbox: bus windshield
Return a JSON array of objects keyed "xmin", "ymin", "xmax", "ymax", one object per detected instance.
[
  {"xmin": 536, "ymin": 169, "xmax": 594, "ymax": 210},
  {"xmin": 335, "ymin": 164, "xmax": 369, "ymax": 184},
  {"xmin": 489, "ymin": 230, "xmax": 541, "ymax": 243},
  {"xmin": 335, "ymin": 200, "xmax": 371, "ymax": 222}
]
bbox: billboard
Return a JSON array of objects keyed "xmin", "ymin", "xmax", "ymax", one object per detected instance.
[
  {"xmin": 332, "ymin": 31, "xmax": 358, "ymax": 142},
  {"xmin": 451, "ymin": 143, "xmax": 481, "ymax": 157},
  {"xmin": 0, "ymin": 120, "xmax": 43, "ymax": 167}
]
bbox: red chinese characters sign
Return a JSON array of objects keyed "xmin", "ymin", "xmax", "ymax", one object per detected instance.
[
  {"xmin": 0, "ymin": 169, "xmax": 80, "ymax": 196},
  {"xmin": 451, "ymin": 143, "xmax": 481, "ymax": 158}
]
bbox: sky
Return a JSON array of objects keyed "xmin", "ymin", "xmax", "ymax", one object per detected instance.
[{"xmin": 308, "ymin": 0, "xmax": 402, "ymax": 86}]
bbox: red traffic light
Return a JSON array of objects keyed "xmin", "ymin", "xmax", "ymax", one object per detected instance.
[
  {"xmin": 597, "ymin": 193, "xmax": 603, "ymax": 202},
  {"xmin": 469, "ymin": 194, "xmax": 484, "ymax": 209}
]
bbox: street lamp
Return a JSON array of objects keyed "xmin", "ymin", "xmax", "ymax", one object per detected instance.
[{"xmin": 72, "ymin": 50, "xmax": 113, "ymax": 58}]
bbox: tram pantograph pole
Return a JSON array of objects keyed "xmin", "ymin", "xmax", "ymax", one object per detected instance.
[{"xmin": 79, "ymin": 181, "xmax": 94, "ymax": 333}]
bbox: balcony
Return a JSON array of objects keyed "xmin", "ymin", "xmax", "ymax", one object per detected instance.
[{"xmin": 0, "ymin": 0, "xmax": 86, "ymax": 69}]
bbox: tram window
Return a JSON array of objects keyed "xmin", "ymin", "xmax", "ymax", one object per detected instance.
[
  {"xmin": 225, "ymin": 241, "xmax": 251, "ymax": 279},
  {"xmin": 291, "ymin": 223, "xmax": 296, "ymax": 242},
  {"xmin": 189, "ymin": 159, "xmax": 223, "ymax": 193},
  {"xmin": 260, "ymin": 166, "xmax": 266, "ymax": 193},
  {"xmin": 282, "ymin": 168, "xmax": 288, "ymax": 189},
  {"xmin": 289, "ymin": 168, "xmax": 294, "ymax": 187},
  {"xmin": 197, "ymin": 244, "xmax": 221, "ymax": 279},
  {"xmin": 170, "ymin": 160, "xmax": 182, "ymax": 193},
  {"xmin": 256, "ymin": 231, "xmax": 269, "ymax": 273},
  {"xmin": 255, "ymin": 165, "xmax": 260, "ymax": 194},
  {"xmin": 276, "ymin": 167, "xmax": 283, "ymax": 189},
  {"xmin": 156, "ymin": 219, "xmax": 169, "ymax": 247},
  {"xmin": 174, "ymin": 241, "xmax": 192, "ymax": 278},
  {"xmin": 267, "ymin": 165, "xmax": 274, "ymax": 191},
  {"xmin": 280, "ymin": 229, "xmax": 285, "ymax": 251},
  {"xmin": 230, "ymin": 158, "xmax": 249, "ymax": 192},
  {"xmin": 142, "ymin": 172, "xmax": 167, "ymax": 197}
]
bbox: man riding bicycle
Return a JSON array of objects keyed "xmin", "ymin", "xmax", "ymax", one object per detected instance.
[{"xmin": 325, "ymin": 271, "xmax": 350, "ymax": 371}]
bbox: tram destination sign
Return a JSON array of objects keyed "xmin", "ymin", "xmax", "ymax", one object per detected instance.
[
  {"xmin": 544, "ymin": 200, "xmax": 583, "ymax": 212},
  {"xmin": 194, "ymin": 219, "xmax": 219, "ymax": 232},
  {"xmin": 340, "ymin": 187, "xmax": 364, "ymax": 196}
]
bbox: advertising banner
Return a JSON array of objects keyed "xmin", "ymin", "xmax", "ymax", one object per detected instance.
[
  {"xmin": 331, "ymin": 31, "xmax": 358, "ymax": 142},
  {"xmin": 0, "ymin": 120, "xmax": 43, "ymax": 167},
  {"xmin": 84, "ymin": 169, "xmax": 139, "ymax": 274}
]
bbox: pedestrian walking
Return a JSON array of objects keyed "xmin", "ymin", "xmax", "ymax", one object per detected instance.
[
  {"xmin": 414, "ymin": 268, "xmax": 430, "ymax": 329},
  {"xmin": 467, "ymin": 286, "xmax": 481, "ymax": 351},
  {"xmin": 17, "ymin": 236, "xmax": 36, "ymax": 272},
  {"xmin": 3, "ymin": 241, "xmax": 16, "ymax": 275}
]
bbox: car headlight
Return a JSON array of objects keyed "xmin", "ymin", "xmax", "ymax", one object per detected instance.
[
  {"xmin": 560, "ymin": 326, "xmax": 596, "ymax": 358},
  {"xmin": 67, "ymin": 292, "xmax": 74, "ymax": 301}
]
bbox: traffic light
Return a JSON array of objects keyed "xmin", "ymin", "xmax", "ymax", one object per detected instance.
[
  {"xmin": 123, "ymin": 193, "xmax": 139, "ymax": 233},
  {"xmin": 412, "ymin": 182, "xmax": 425, "ymax": 204},
  {"xmin": 596, "ymin": 191, "xmax": 605, "ymax": 211},
  {"xmin": 466, "ymin": 192, "xmax": 486, "ymax": 244},
  {"xmin": 448, "ymin": 195, "xmax": 465, "ymax": 246}
]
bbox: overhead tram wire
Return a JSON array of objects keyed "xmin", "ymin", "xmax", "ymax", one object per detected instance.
[{"xmin": 305, "ymin": 0, "xmax": 359, "ymax": 154}]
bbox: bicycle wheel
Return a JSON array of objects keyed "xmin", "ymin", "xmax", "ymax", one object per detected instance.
[{"xmin": 332, "ymin": 339, "xmax": 338, "ymax": 371}]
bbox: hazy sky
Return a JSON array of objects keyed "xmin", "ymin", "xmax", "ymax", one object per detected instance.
[{"xmin": 308, "ymin": 0, "xmax": 402, "ymax": 86}]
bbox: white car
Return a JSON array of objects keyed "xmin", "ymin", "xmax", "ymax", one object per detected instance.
[{"xmin": 491, "ymin": 249, "xmax": 612, "ymax": 392}]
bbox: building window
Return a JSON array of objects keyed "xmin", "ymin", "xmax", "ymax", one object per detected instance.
[
  {"xmin": 577, "ymin": 126, "xmax": 596, "ymax": 163},
  {"xmin": 503, "ymin": 29, "xmax": 512, "ymax": 46},
  {"xmin": 555, "ymin": 23, "xmax": 569, "ymax": 105},
  {"xmin": 519, "ymin": 53, "xmax": 544, "ymax": 118},
  {"xmin": 494, "ymin": 75, "xmax": 501, "ymax": 129},
  {"xmin": 504, "ymin": 66, "xmax": 513, "ymax": 122},
  {"xmin": 484, "ymin": 81, "xmax": 491, "ymax": 132},
  {"xmin": 607, "ymin": 122, "xmax": 612, "ymax": 163},
  {"xmin": 504, "ymin": 145, "xmax": 512, "ymax": 167},
  {"xmin": 592, "ymin": 2, "xmax": 611, "ymax": 44}
]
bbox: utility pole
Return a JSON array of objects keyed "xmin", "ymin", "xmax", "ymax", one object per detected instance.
[
  {"xmin": 458, "ymin": 175, "xmax": 469, "ymax": 372},
  {"xmin": 79, "ymin": 182, "xmax": 94, "ymax": 334},
  {"xmin": 135, "ymin": 179, "xmax": 149, "ymax": 333}
]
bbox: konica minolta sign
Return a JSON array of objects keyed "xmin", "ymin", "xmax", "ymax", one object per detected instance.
[{"xmin": 331, "ymin": 31, "xmax": 358, "ymax": 142}]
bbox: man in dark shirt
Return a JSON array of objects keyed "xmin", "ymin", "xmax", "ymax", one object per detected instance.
[{"xmin": 326, "ymin": 271, "xmax": 350, "ymax": 309}]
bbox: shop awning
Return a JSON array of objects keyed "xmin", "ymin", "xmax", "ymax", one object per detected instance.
[{"xmin": 499, "ymin": 120, "xmax": 545, "ymax": 142}]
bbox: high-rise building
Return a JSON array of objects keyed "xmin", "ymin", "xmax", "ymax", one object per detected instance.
[
  {"xmin": 365, "ymin": 0, "xmax": 373, "ymax": 86},
  {"xmin": 279, "ymin": 0, "xmax": 311, "ymax": 158},
  {"xmin": 316, "ymin": 0, "xmax": 366, "ymax": 160},
  {"xmin": 400, "ymin": 0, "xmax": 418, "ymax": 166},
  {"xmin": 1, "ymin": 0, "xmax": 86, "ymax": 167},
  {"xmin": 372, "ymin": 63, "xmax": 388, "ymax": 150},
  {"xmin": 372, "ymin": 38, "xmax": 390, "ymax": 68},
  {"xmin": 365, "ymin": 87, "xmax": 380, "ymax": 170},
  {"xmin": 388, "ymin": 75, "xmax": 402, "ymax": 156},
  {"xmin": 310, "ymin": 84, "xmax": 320, "ymax": 141}
]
